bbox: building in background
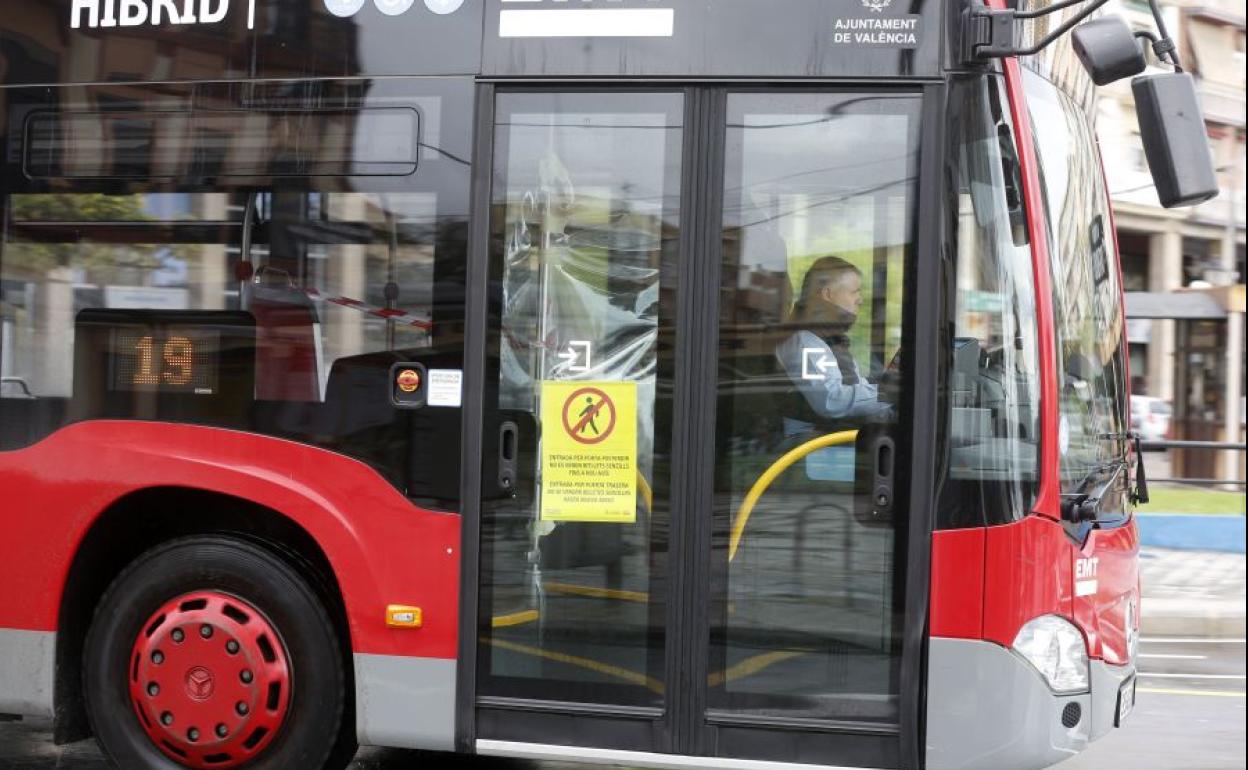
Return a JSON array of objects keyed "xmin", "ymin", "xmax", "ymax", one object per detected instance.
[{"xmin": 1098, "ymin": 0, "xmax": 1246, "ymax": 481}]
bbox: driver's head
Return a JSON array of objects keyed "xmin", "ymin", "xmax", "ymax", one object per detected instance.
[{"xmin": 793, "ymin": 256, "xmax": 863, "ymax": 321}]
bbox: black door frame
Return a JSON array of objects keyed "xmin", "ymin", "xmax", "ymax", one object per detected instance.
[{"xmin": 456, "ymin": 80, "xmax": 945, "ymax": 770}]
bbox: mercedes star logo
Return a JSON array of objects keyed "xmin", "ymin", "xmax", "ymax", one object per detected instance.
[{"xmin": 185, "ymin": 667, "xmax": 215, "ymax": 701}]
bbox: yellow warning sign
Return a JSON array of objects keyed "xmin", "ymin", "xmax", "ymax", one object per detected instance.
[{"xmin": 540, "ymin": 380, "xmax": 637, "ymax": 523}]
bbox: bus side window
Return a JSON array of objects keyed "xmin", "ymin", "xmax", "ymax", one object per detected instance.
[
  {"xmin": 0, "ymin": 86, "xmax": 471, "ymax": 507},
  {"xmin": 938, "ymin": 77, "xmax": 1043, "ymax": 529}
]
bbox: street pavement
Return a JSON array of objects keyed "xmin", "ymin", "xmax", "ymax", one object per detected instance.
[
  {"xmin": 1139, "ymin": 547, "xmax": 1246, "ymax": 638},
  {"xmin": 1059, "ymin": 636, "xmax": 1246, "ymax": 770}
]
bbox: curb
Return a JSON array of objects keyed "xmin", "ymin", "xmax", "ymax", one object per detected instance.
[
  {"xmin": 1136, "ymin": 514, "xmax": 1246, "ymax": 553},
  {"xmin": 1141, "ymin": 597, "xmax": 1247, "ymax": 638}
]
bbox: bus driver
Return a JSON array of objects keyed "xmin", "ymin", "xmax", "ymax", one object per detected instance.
[{"xmin": 775, "ymin": 256, "xmax": 891, "ymax": 421}]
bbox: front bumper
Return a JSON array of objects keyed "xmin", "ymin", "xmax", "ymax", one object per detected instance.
[
  {"xmin": 926, "ymin": 637, "xmax": 1135, "ymax": 770},
  {"xmin": 1089, "ymin": 658, "xmax": 1136, "ymax": 741}
]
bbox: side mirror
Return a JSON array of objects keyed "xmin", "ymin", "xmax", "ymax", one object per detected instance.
[
  {"xmin": 1132, "ymin": 72, "xmax": 1220, "ymax": 208},
  {"xmin": 1072, "ymin": 16, "xmax": 1146, "ymax": 85}
]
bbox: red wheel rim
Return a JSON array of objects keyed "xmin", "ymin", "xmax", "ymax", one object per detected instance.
[{"xmin": 128, "ymin": 591, "xmax": 292, "ymax": 768}]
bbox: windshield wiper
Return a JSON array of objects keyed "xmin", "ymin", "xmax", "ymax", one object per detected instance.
[
  {"xmin": 1096, "ymin": 431, "xmax": 1131, "ymax": 441},
  {"xmin": 1060, "ymin": 459, "xmax": 1128, "ymax": 522},
  {"xmin": 1129, "ymin": 431, "xmax": 1150, "ymax": 504},
  {"xmin": 1093, "ymin": 431, "xmax": 1151, "ymax": 505}
]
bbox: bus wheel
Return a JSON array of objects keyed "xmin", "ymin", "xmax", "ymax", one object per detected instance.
[{"xmin": 83, "ymin": 536, "xmax": 350, "ymax": 770}]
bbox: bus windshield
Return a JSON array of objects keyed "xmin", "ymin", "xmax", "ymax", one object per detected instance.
[{"xmin": 1024, "ymin": 69, "xmax": 1131, "ymax": 499}]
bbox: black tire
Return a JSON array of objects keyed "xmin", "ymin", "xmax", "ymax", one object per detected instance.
[{"xmin": 83, "ymin": 536, "xmax": 351, "ymax": 770}]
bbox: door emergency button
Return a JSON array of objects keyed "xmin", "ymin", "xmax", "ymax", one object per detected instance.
[
  {"xmin": 389, "ymin": 362, "xmax": 427, "ymax": 408},
  {"xmin": 397, "ymin": 368, "xmax": 421, "ymax": 393}
]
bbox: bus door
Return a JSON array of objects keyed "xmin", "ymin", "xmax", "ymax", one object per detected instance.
[{"xmin": 470, "ymin": 88, "xmax": 923, "ymax": 768}]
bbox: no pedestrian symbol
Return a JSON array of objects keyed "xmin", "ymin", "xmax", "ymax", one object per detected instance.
[
  {"xmin": 561, "ymin": 387, "xmax": 617, "ymax": 445},
  {"xmin": 540, "ymin": 380, "xmax": 637, "ymax": 523}
]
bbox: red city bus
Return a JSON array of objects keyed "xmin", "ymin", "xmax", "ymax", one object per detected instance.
[{"xmin": 0, "ymin": 1, "xmax": 1217, "ymax": 769}]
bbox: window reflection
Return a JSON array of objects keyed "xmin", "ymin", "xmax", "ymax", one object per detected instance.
[
  {"xmin": 0, "ymin": 81, "xmax": 472, "ymax": 506},
  {"xmin": 1025, "ymin": 69, "xmax": 1130, "ymax": 495},
  {"xmin": 938, "ymin": 77, "xmax": 1041, "ymax": 528},
  {"xmin": 712, "ymin": 93, "xmax": 918, "ymax": 721},
  {"xmin": 479, "ymin": 92, "xmax": 682, "ymax": 707},
  {"xmin": 3, "ymin": 192, "xmax": 435, "ymax": 401},
  {"xmin": 25, "ymin": 109, "xmax": 420, "ymax": 179}
]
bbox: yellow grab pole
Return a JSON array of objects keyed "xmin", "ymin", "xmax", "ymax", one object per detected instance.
[
  {"xmin": 728, "ymin": 430, "xmax": 859, "ymax": 562},
  {"xmin": 637, "ymin": 471, "xmax": 653, "ymax": 514}
]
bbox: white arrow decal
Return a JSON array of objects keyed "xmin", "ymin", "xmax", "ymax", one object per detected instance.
[
  {"xmin": 802, "ymin": 347, "xmax": 837, "ymax": 380},
  {"xmin": 557, "ymin": 340, "xmax": 593, "ymax": 373}
]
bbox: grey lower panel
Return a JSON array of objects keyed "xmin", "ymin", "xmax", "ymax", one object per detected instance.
[
  {"xmin": 0, "ymin": 629, "xmax": 55, "ymax": 716},
  {"xmin": 477, "ymin": 740, "xmax": 889, "ymax": 770},
  {"xmin": 925, "ymin": 637, "xmax": 1090, "ymax": 770},
  {"xmin": 1088, "ymin": 659, "xmax": 1134, "ymax": 742},
  {"xmin": 353, "ymin": 653, "xmax": 456, "ymax": 750}
]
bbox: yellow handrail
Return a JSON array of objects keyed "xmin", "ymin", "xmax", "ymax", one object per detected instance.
[
  {"xmin": 637, "ymin": 471, "xmax": 653, "ymax": 514},
  {"xmin": 728, "ymin": 430, "xmax": 860, "ymax": 562}
]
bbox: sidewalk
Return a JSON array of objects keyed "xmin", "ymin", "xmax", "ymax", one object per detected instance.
[{"xmin": 1140, "ymin": 546, "xmax": 1247, "ymax": 638}]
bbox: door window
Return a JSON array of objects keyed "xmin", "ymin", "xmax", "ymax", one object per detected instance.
[
  {"xmin": 478, "ymin": 92, "xmax": 683, "ymax": 706},
  {"xmin": 710, "ymin": 92, "xmax": 919, "ymax": 721}
]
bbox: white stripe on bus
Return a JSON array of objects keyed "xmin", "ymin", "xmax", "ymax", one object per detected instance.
[{"xmin": 500, "ymin": 8, "xmax": 676, "ymax": 38}]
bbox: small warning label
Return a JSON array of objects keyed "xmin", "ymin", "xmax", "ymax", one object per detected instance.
[
  {"xmin": 540, "ymin": 380, "xmax": 637, "ymax": 523},
  {"xmin": 427, "ymin": 368, "xmax": 463, "ymax": 407}
]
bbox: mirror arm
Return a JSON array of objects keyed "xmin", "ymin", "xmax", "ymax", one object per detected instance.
[
  {"xmin": 962, "ymin": 0, "xmax": 1180, "ymax": 68},
  {"xmin": 1014, "ymin": 0, "xmax": 1110, "ymax": 56},
  {"xmin": 1142, "ymin": 0, "xmax": 1184, "ymax": 70},
  {"xmin": 1011, "ymin": 0, "xmax": 1091, "ymax": 20},
  {"xmin": 962, "ymin": 0, "xmax": 1109, "ymax": 62},
  {"xmin": 1134, "ymin": 30, "xmax": 1182, "ymax": 72}
]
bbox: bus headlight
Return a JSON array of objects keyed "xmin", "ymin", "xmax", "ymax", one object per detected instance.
[{"xmin": 1012, "ymin": 615, "xmax": 1090, "ymax": 694}]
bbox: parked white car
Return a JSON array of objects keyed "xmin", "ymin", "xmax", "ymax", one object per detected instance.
[{"xmin": 1130, "ymin": 394, "xmax": 1173, "ymax": 442}]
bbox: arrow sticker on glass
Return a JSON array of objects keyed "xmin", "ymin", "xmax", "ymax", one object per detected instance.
[
  {"xmin": 802, "ymin": 347, "xmax": 838, "ymax": 380},
  {"xmin": 557, "ymin": 341, "xmax": 593, "ymax": 373}
]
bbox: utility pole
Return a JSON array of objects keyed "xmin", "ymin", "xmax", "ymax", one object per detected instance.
[{"xmin": 1220, "ymin": 153, "xmax": 1244, "ymax": 485}]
